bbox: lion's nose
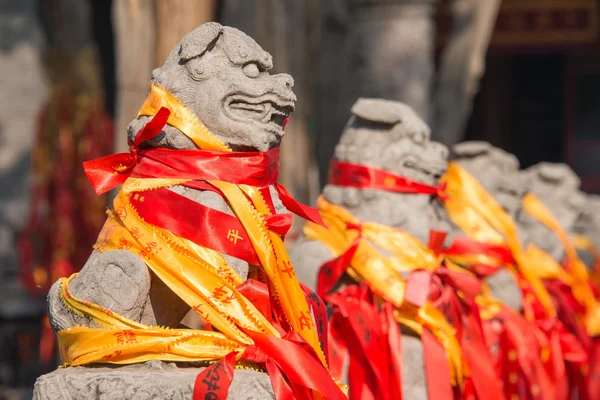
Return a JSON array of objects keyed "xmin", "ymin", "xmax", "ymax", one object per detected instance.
[{"xmin": 276, "ymin": 73, "xmax": 294, "ymax": 90}]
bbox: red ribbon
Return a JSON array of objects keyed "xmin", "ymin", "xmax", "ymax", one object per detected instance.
[
  {"xmin": 421, "ymin": 328, "xmax": 454, "ymax": 400},
  {"xmin": 413, "ymin": 266, "xmax": 504, "ymax": 400},
  {"xmin": 193, "ymin": 351, "xmax": 237, "ymax": 400},
  {"xmin": 83, "ymin": 107, "xmax": 324, "ymax": 229},
  {"xmin": 316, "ymin": 234, "xmax": 469, "ymax": 400},
  {"xmin": 300, "ymin": 282, "xmax": 330, "ymax": 365},
  {"xmin": 192, "ymin": 332, "xmax": 348, "ymax": 400},
  {"xmin": 243, "ymin": 329, "xmax": 347, "ymax": 400},
  {"xmin": 192, "ymin": 279, "xmax": 346, "ymax": 400},
  {"xmin": 496, "ymin": 308, "xmax": 556, "ymax": 400},
  {"xmin": 544, "ymin": 279, "xmax": 591, "ymax": 350},
  {"xmin": 326, "ymin": 285, "xmax": 398, "ymax": 400},
  {"xmin": 128, "ymin": 189, "xmax": 292, "ymax": 265},
  {"xmin": 328, "ymin": 160, "xmax": 448, "ymax": 200}
]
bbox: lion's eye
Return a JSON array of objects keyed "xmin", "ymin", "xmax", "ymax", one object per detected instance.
[
  {"xmin": 243, "ymin": 63, "xmax": 260, "ymax": 78},
  {"xmin": 412, "ymin": 131, "xmax": 426, "ymax": 144}
]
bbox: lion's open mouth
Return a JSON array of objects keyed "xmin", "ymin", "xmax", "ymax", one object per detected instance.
[
  {"xmin": 403, "ymin": 158, "xmax": 445, "ymax": 181},
  {"xmin": 225, "ymin": 95, "xmax": 294, "ymax": 130}
]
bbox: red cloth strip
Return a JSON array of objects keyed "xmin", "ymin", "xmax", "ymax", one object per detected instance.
[
  {"xmin": 428, "ymin": 266, "xmax": 501, "ymax": 400},
  {"xmin": 130, "ymin": 147, "xmax": 280, "ymax": 187},
  {"xmin": 242, "ymin": 329, "xmax": 348, "ymax": 400},
  {"xmin": 300, "ymin": 282, "xmax": 330, "ymax": 366},
  {"xmin": 328, "ymin": 160, "xmax": 447, "ymax": 200},
  {"xmin": 328, "ymin": 286, "xmax": 392, "ymax": 400},
  {"xmin": 422, "ymin": 328, "xmax": 454, "ymax": 400},
  {"xmin": 237, "ymin": 279, "xmax": 274, "ymax": 325},
  {"xmin": 192, "ymin": 351, "xmax": 237, "ymax": 400},
  {"xmin": 129, "ymin": 188, "xmax": 262, "ymax": 265},
  {"xmin": 85, "ymin": 145, "xmax": 280, "ymax": 195},
  {"xmin": 84, "ymin": 117, "xmax": 326, "ymax": 228},
  {"xmin": 443, "ymin": 237, "xmax": 516, "ymax": 266},
  {"xmin": 274, "ymin": 183, "xmax": 325, "ymax": 227},
  {"xmin": 328, "ymin": 312, "xmax": 349, "ymax": 382},
  {"xmin": 382, "ymin": 303, "xmax": 403, "ymax": 400},
  {"xmin": 317, "ymin": 238, "xmax": 361, "ymax": 298}
]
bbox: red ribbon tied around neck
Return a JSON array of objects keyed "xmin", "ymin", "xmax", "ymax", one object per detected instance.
[
  {"xmin": 82, "ymin": 107, "xmax": 325, "ymax": 228},
  {"xmin": 328, "ymin": 160, "xmax": 448, "ymax": 200}
]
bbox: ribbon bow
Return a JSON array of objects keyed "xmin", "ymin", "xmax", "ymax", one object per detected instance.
[{"xmin": 83, "ymin": 107, "xmax": 171, "ymax": 195}]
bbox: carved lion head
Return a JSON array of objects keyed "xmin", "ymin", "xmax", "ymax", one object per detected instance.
[
  {"xmin": 129, "ymin": 22, "xmax": 296, "ymax": 152},
  {"xmin": 452, "ymin": 141, "xmax": 528, "ymax": 219}
]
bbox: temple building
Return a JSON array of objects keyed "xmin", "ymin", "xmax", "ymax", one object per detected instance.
[{"xmin": 437, "ymin": 0, "xmax": 600, "ymax": 193}]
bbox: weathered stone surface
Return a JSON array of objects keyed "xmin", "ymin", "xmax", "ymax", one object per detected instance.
[
  {"xmin": 33, "ymin": 361, "xmax": 274, "ymax": 400},
  {"xmin": 518, "ymin": 162, "xmax": 586, "ymax": 261}
]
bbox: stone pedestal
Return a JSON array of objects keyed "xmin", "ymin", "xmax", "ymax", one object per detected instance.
[{"xmin": 33, "ymin": 361, "xmax": 274, "ymax": 400}]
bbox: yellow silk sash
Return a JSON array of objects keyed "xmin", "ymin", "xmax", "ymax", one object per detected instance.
[
  {"xmin": 58, "ymin": 85, "xmax": 327, "ymax": 367},
  {"xmin": 523, "ymin": 193, "xmax": 600, "ymax": 336},
  {"xmin": 441, "ymin": 162, "xmax": 556, "ymax": 318},
  {"xmin": 304, "ymin": 197, "xmax": 467, "ymax": 387}
]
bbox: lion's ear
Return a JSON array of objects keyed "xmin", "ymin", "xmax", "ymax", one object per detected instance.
[
  {"xmin": 452, "ymin": 141, "xmax": 491, "ymax": 158},
  {"xmin": 179, "ymin": 22, "xmax": 224, "ymax": 62}
]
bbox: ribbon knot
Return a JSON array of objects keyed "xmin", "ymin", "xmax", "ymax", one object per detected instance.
[
  {"xmin": 83, "ymin": 107, "xmax": 171, "ymax": 195},
  {"xmin": 112, "ymin": 144, "xmax": 140, "ymax": 174}
]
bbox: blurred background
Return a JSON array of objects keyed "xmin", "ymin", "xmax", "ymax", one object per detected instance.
[{"xmin": 0, "ymin": 0, "xmax": 599, "ymax": 398}]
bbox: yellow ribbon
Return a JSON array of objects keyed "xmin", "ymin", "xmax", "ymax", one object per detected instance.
[
  {"xmin": 58, "ymin": 85, "xmax": 327, "ymax": 368},
  {"xmin": 523, "ymin": 193, "xmax": 600, "ymax": 336},
  {"xmin": 441, "ymin": 162, "xmax": 556, "ymax": 318},
  {"xmin": 304, "ymin": 197, "xmax": 467, "ymax": 387}
]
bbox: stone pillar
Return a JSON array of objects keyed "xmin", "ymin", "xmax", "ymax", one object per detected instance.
[
  {"xmin": 432, "ymin": 0, "xmax": 501, "ymax": 146},
  {"xmin": 315, "ymin": 0, "xmax": 440, "ymax": 188}
]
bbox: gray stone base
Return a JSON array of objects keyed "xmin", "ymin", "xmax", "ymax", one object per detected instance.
[{"xmin": 33, "ymin": 361, "xmax": 275, "ymax": 400}]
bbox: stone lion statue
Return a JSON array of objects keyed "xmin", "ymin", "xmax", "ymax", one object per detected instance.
[
  {"xmin": 518, "ymin": 162, "xmax": 586, "ymax": 261},
  {"xmin": 37, "ymin": 22, "xmax": 299, "ymax": 400},
  {"xmin": 291, "ymin": 98, "xmax": 450, "ymax": 400}
]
